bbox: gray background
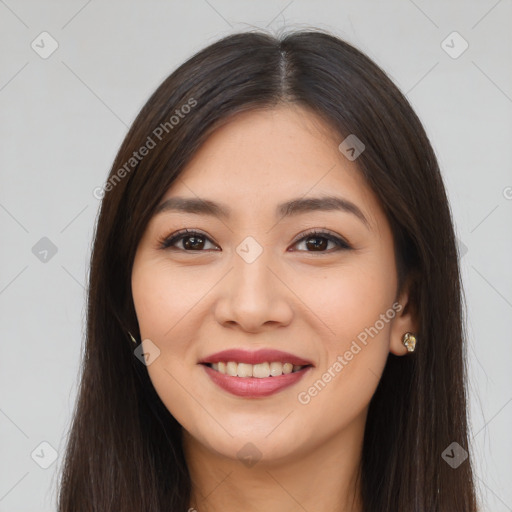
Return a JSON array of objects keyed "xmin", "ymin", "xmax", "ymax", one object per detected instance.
[{"xmin": 1, "ymin": 1, "xmax": 511, "ymax": 510}]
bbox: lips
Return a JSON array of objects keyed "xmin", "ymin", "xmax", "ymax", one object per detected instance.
[{"xmin": 199, "ymin": 348, "xmax": 313, "ymax": 398}]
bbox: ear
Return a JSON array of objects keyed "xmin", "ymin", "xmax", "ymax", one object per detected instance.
[{"xmin": 389, "ymin": 274, "xmax": 420, "ymax": 356}]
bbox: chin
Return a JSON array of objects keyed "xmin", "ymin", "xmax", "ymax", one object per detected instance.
[{"xmin": 183, "ymin": 417, "xmax": 313, "ymax": 466}]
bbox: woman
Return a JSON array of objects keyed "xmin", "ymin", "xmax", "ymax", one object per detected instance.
[{"xmin": 58, "ymin": 29, "xmax": 478, "ymax": 511}]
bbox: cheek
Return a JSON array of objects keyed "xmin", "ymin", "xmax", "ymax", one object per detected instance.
[
  {"xmin": 314, "ymin": 255, "xmax": 396, "ymax": 342},
  {"xmin": 131, "ymin": 261, "xmax": 205, "ymax": 429},
  {"xmin": 131, "ymin": 259, "xmax": 208, "ymax": 342},
  {"xmin": 300, "ymin": 257, "xmax": 395, "ymax": 410}
]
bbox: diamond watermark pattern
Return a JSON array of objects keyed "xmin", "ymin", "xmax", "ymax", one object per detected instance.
[
  {"xmin": 236, "ymin": 236, "xmax": 263, "ymax": 264},
  {"xmin": 237, "ymin": 442, "xmax": 262, "ymax": 468},
  {"xmin": 31, "ymin": 441, "xmax": 58, "ymax": 469},
  {"xmin": 134, "ymin": 339, "xmax": 161, "ymax": 366},
  {"xmin": 338, "ymin": 134, "xmax": 366, "ymax": 161},
  {"xmin": 31, "ymin": 31, "xmax": 59, "ymax": 59},
  {"xmin": 441, "ymin": 31, "xmax": 469, "ymax": 59},
  {"xmin": 456, "ymin": 238, "xmax": 468, "ymax": 259},
  {"xmin": 32, "ymin": 237, "xmax": 58, "ymax": 263},
  {"xmin": 441, "ymin": 441, "xmax": 468, "ymax": 469}
]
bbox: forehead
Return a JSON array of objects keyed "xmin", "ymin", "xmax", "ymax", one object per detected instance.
[{"xmin": 159, "ymin": 105, "xmax": 383, "ymax": 230}]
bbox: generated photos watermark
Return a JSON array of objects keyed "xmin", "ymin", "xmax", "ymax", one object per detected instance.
[
  {"xmin": 297, "ymin": 301, "xmax": 403, "ymax": 405},
  {"xmin": 93, "ymin": 97, "xmax": 197, "ymax": 200}
]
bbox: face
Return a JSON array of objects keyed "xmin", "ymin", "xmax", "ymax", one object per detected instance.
[{"xmin": 131, "ymin": 105, "xmax": 415, "ymax": 465}]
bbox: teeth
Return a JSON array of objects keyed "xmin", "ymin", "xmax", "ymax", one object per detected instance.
[
  {"xmin": 253, "ymin": 362, "xmax": 270, "ymax": 378},
  {"xmin": 210, "ymin": 361, "xmax": 306, "ymax": 378},
  {"xmin": 237, "ymin": 363, "xmax": 253, "ymax": 377},
  {"xmin": 270, "ymin": 362, "xmax": 283, "ymax": 376},
  {"xmin": 282, "ymin": 363, "xmax": 293, "ymax": 374},
  {"xmin": 226, "ymin": 361, "xmax": 238, "ymax": 376}
]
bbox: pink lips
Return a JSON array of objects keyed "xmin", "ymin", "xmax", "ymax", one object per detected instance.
[
  {"xmin": 199, "ymin": 349, "xmax": 313, "ymax": 398},
  {"xmin": 199, "ymin": 348, "xmax": 313, "ymax": 367}
]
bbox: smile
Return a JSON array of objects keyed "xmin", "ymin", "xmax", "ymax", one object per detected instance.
[
  {"xmin": 206, "ymin": 361, "xmax": 307, "ymax": 378},
  {"xmin": 201, "ymin": 361, "xmax": 313, "ymax": 398},
  {"xmin": 199, "ymin": 348, "xmax": 313, "ymax": 397}
]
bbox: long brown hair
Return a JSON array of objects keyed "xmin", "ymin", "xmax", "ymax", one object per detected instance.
[{"xmin": 57, "ymin": 28, "xmax": 478, "ymax": 511}]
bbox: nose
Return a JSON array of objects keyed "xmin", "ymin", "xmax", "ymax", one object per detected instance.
[{"xmin": 213, "ymin": 247, "xmax": 293, "ymax": 333}]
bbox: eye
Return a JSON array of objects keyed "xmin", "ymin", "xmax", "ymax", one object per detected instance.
[
  {"xmin": 289, "ymin": 229, "xmax": 352, "ymax": 253},
  {"xmin": 157, "ymin": 229, "xmax": 219, "ymax": 251}
]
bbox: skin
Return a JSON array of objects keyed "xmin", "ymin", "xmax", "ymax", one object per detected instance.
[{"xmin": 131, "ymin": 104, "xmax": 418, "ymax": 512}]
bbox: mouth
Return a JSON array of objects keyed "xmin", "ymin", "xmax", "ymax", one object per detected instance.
[
  {"xmin": 199, "ymin": 349, "xmax": 313, "ymax": 398},
  {"xmin": 203, "ymin": 361, "xmax": 310, "ymax": 378}
]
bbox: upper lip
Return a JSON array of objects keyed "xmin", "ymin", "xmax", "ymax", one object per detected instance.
[{"xmin": 199, "ymin": 348, "xmax": 313, "ymax": 367}]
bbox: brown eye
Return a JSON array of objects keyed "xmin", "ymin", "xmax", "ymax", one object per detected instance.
[
  {"xmin": 158, "ymin": 229, "xmax": 219, "ymax": 251},
  {"xmin": 290, "ymin": 230, "xmax": 351, "ymax": 252},
  {"xmin": 180, "ymin": 234, "xmax": 206, "ymax": 250},
  {"xmin": 303, "ymin": 235, "xmax": 331, "ymax": 251}
]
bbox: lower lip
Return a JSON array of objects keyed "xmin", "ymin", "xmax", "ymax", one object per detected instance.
[{"xmin": 202, "ymin": 364, "xmax": 311, "ymax": 398}]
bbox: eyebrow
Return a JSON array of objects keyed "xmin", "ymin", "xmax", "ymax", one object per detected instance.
[{"xmin": 154, "ymin": 195, "xmax": 370, "ymax": 229}]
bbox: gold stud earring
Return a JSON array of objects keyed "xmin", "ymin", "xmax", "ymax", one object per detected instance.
[
  {"xmin": 128, "ymin": 331, "xmax": 138, "ymax": 344},
  {"xmin": 402, "ymin": 332, "xmax": 416, "ymax": 352}
]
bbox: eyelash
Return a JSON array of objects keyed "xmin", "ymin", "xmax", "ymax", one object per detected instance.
[{"xmin": 156, "ymin": 228, "xmax": 352, "ymax": 253}]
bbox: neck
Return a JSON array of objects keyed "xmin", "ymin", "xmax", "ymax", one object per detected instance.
[{"xmin": 183, "ymin": 414, "xmax": 365, "ymax": 512}]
